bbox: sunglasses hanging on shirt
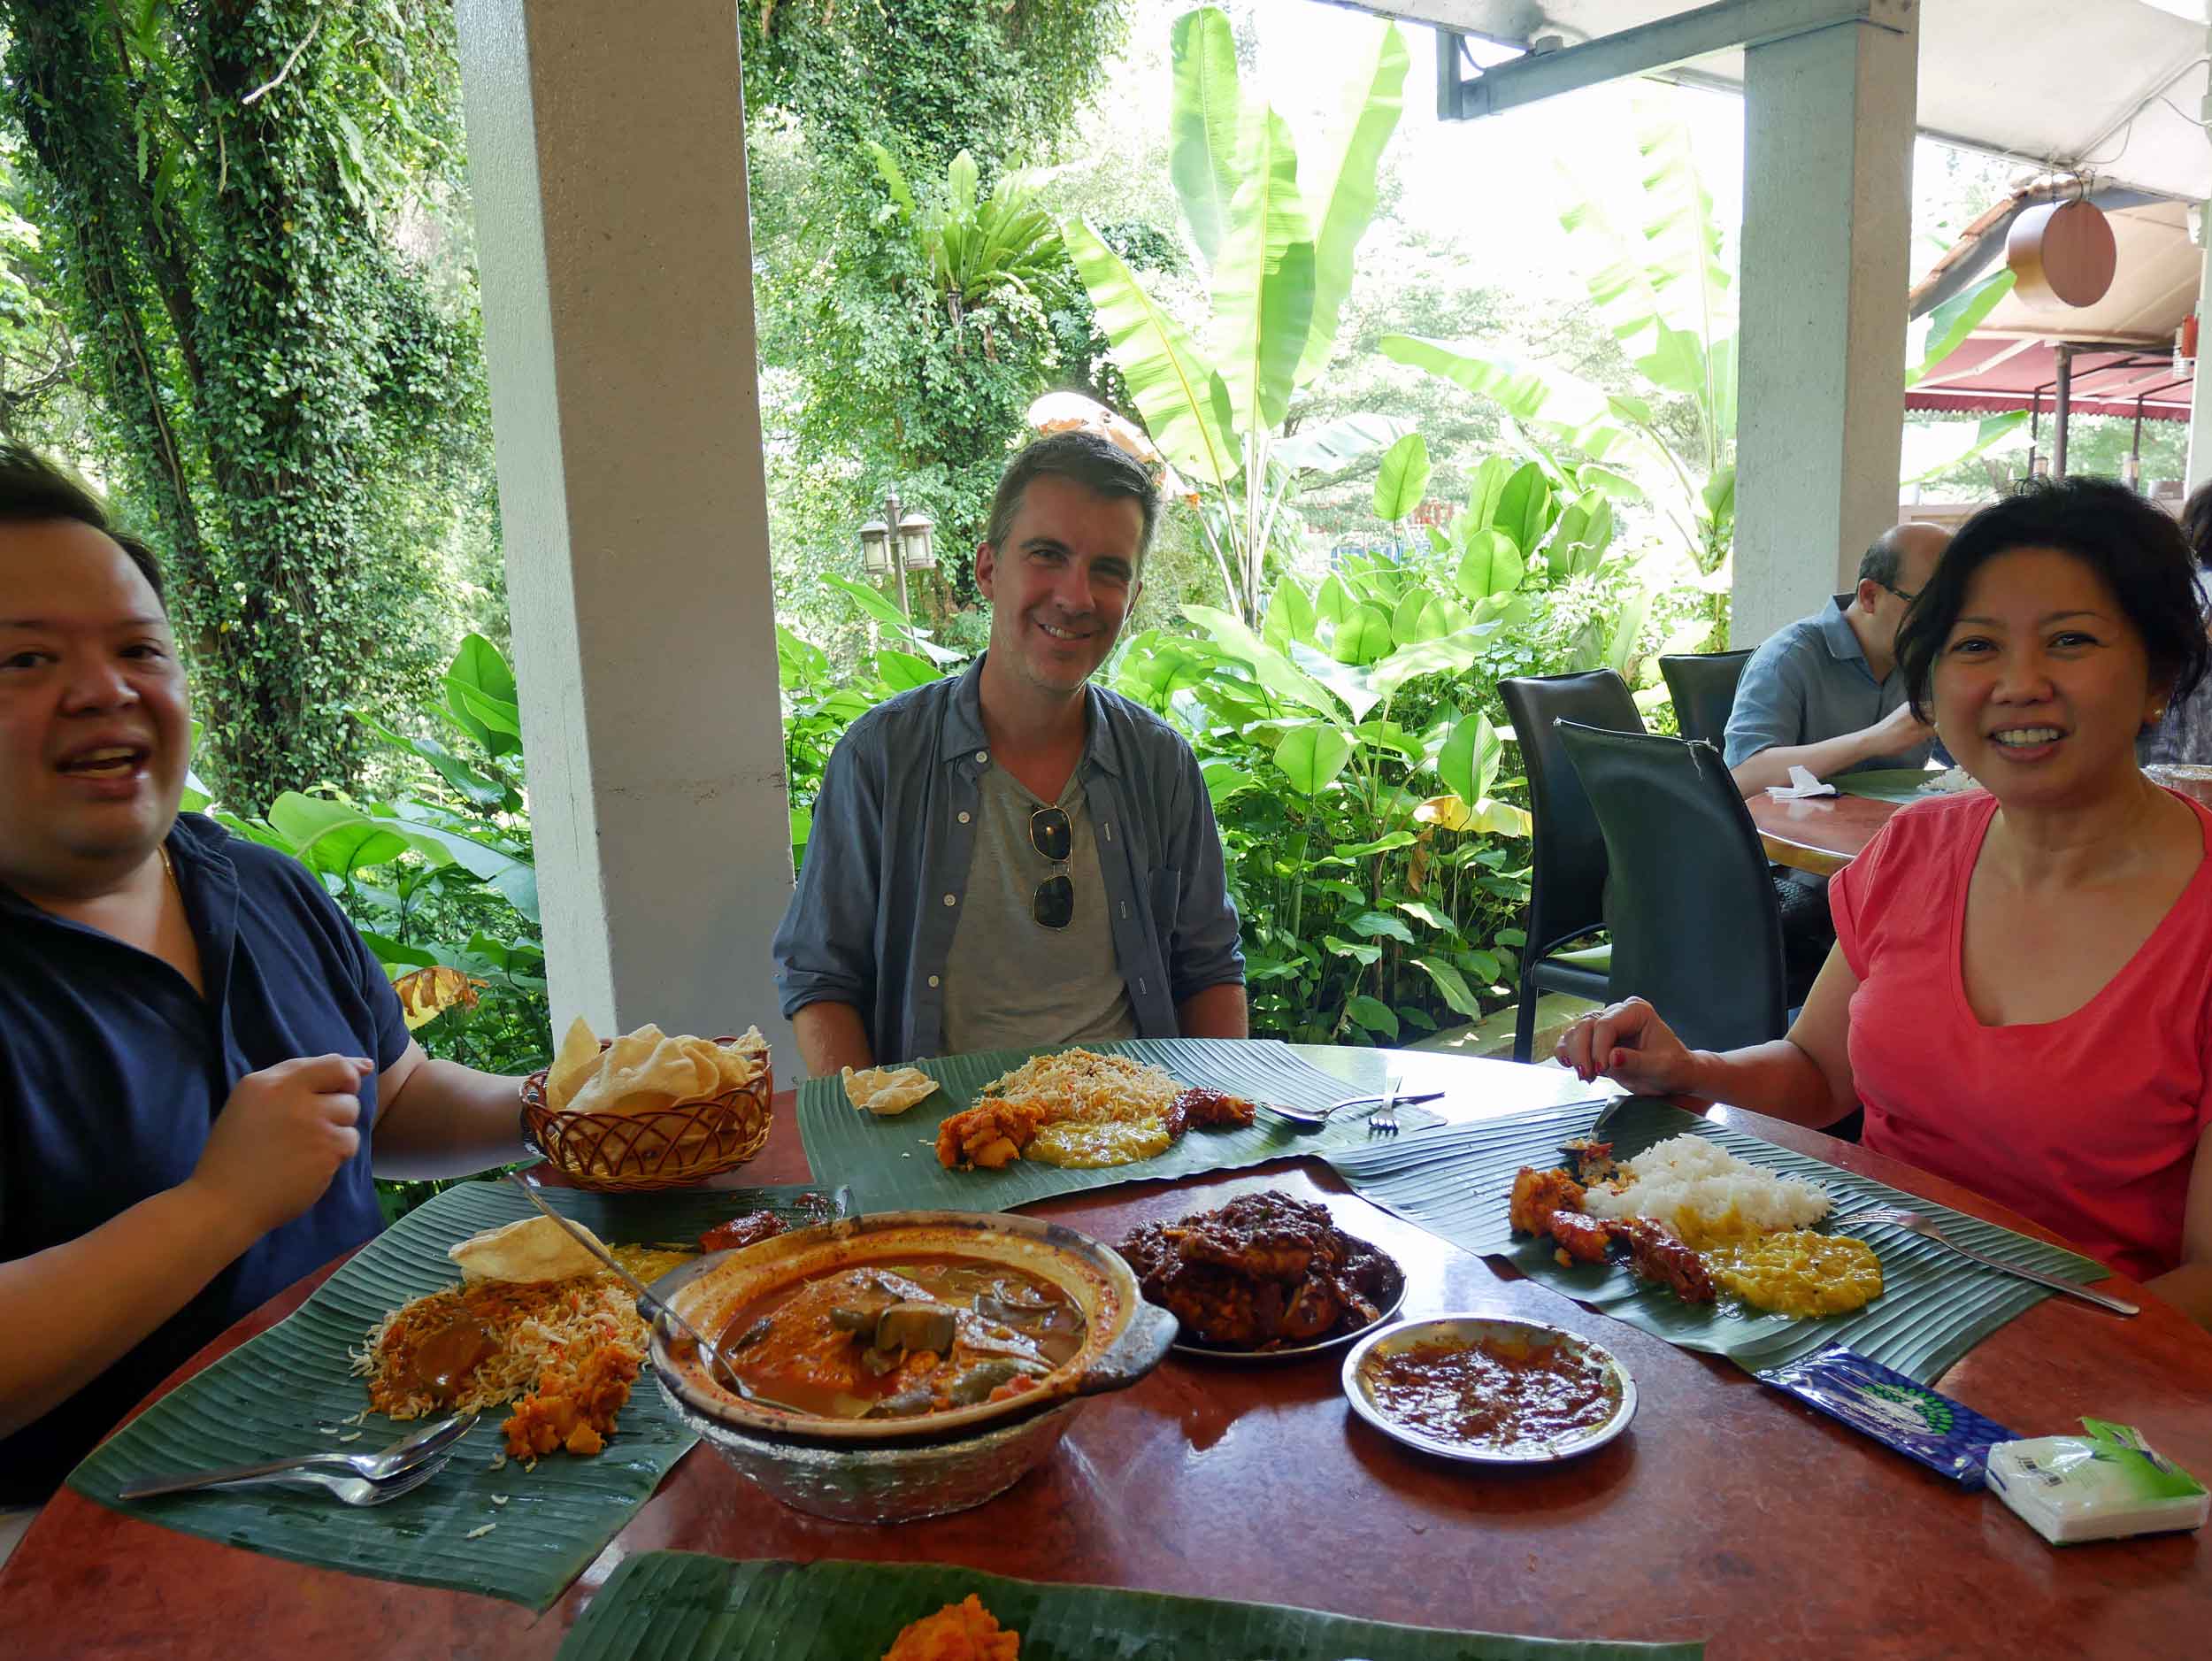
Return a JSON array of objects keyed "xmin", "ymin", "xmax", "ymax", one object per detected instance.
[{"xmin": 1029, "ymin": 805, "xmax": 1073, "ymax": 929}]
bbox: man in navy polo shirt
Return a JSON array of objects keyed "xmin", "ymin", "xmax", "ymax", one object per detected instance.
[{"xmin": 0, "ymin": 448, "xmax": 529, "ymax": 1506}]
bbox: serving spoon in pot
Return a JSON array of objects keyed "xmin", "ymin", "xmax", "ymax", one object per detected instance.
[{"xmin": 502, "ymin": 1173, "xmax": 807, "ymax": 1412}]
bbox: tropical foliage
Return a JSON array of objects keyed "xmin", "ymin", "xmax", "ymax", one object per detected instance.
[
  {"xmin": 1381, "ymin": 108, "xmax": 1738, "ymax": 622},
  {"xmin": 0, "ymin": 0, "xmax": 490, "ymax": 811},
  {"xmin": 1064, "ymin": 6, "xmax": 1410, "ymax": 624}
]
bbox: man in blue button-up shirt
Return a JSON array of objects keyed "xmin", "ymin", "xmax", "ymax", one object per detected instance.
[{"xmin": 773, "ymin": 434, "xmax": 1246, "ymax": 1076}]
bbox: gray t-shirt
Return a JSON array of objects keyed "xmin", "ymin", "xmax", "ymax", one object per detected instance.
[
  {"xmin": 1724, "ymin": 596, "xmax": 1937, "ymax": 773},
  {"xmin": 938, "ymin": 761, "xmax": 1137, "ymax": 1055}
]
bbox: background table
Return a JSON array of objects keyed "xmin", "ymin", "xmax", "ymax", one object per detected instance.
[
  {"xmin": 1749, "ymin": 767, "xmax": 2212, "ymax": 874},
  {"xmin": 4, "ymin": 1050, "xmax": 2208, "ymax": 1660}
]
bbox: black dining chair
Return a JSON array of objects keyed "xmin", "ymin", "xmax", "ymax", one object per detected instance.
[
  {"xmin": 1554, "ymin": 720, "xmax": 1788, "ymax": 1055},
  {"xmin": 1497, "ymin": 669, "xmax": 1645, "ymax": 1063},
  {"xmin": 1659, "ymin": 649, "xmax": 1754, "ymax": 749}
]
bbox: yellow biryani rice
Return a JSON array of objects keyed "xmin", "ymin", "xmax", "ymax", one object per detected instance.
[{"xmin": 979, "ymin": 1049, "xmax": 1186, "ymax": 1168}]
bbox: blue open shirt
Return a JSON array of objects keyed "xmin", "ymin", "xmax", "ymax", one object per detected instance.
[
  {"xmin": 772, "ymin": 656, "xmax": 1244, "ymax": 1063},
  {"xmin": 0, "ymin": 812, "xmax": 406, "ymax": 1501}
]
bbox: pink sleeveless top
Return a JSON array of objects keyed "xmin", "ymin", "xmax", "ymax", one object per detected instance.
[{"xmin": 1830, "ymin": 788, "xmax": 2212, "ymax": 1281}]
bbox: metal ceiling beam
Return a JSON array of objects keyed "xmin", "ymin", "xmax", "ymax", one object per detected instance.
[{"xmin": 1436, "ymin": 0, "xmax": 1914, "ymax": 120}]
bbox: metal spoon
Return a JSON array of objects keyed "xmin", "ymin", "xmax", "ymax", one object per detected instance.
[
  {"xmin": 501, "ymin": 1173, "xmax": 805, "ymax": 1412},
  {"xmin": 118, "ymin": 1412, "xmax": 476, "ymax": 1501}
]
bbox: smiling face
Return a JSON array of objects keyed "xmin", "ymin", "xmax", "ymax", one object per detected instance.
[
  {"xmin": 0, "ymin": 517, "xmax": 189, "ymax": 900},
  {"xmin": 1930, "ymin": 545, "xmax": 2167, "ymax": 806},
  {"xmin": 973, "ymin": 473, "xmax": 1145, "ymax": 699}
]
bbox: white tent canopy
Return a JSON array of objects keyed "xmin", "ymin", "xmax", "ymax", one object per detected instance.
[{"xmin": 1340, "ymin": 0, "xmax": 2212, "ymax": 203}]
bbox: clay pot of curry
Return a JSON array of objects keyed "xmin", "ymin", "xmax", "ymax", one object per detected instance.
[{"xmin": 647, "ymin": 1210, "xmax": 1178, "ymax": 1446}]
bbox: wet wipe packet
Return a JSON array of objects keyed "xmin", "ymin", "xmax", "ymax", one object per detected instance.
[{"xmin": 1755, "ymin": 1344, "xmax": 2017, "ymax": 1489}]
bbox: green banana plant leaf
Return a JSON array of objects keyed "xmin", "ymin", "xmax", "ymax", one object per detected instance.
[
  {"xmin": 1209, "ymin": 101, "xmax": 1315, "ymax": 438},
  {"xmin": 1901, "ymin": 411, "xmax": 2030, "ymax": 485},
  {"xmin": 1272, "ymin": 411, "xmax": 1406, "ymax": 476},
  {"xmin": 1437, "ymin": 708, "xmax": 1502, "ymax": 807},
  {"xmin": 1064, "ymin": 217, "xmax": 1239, "ymax": 491},
  {"xmin": 1293, "ymin": 20, "xmax": 1409, "ymax": 386},
  {"xmin": 1371, "ymin": 430, "xmax": 1430, "ymax": 520},
  {"xmin": 1490, "ymin": 461, "xmax": 1552, "ymax": 557},
  {"xmin": 1273, "ymin": 722, "xmax": 1356, "ymax": 793},
  {"xmin": 1181, "ymin": 603, "xmax": 1343, "ymax": 716},
  {"xmin": 1168, "ymin": 6, "xmax": 1245, "ymax": 269},
  {"xmin": 1909, "ymin": 267, "xmax": 2016, "ymax": 386}
]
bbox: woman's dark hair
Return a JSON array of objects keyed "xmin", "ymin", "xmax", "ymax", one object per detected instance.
[
  {"xmin": 2181, "ymin": 480, "xmax": 2212, "ymax": 568},
  {"xmin": 983, "ymin": 431, "xmax": 1161, "ymax": 560},
  {"xmin": 0, "ymin": 442, "xmax": 165, "ymax": 605},
  {"xmin": 1895, "ymin": 475, "xmax": 2210, "ymax": 719}
]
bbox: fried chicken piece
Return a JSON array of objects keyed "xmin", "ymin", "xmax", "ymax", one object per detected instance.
[
  {"xmin": 1548, "ymin": 1210, "xmax": 1612, "ymax": 1266},
  {"xmin": 1509, "ymin": 1166, "xmax": 1587, "ymax": 1236},
  {"xmin": 1604, "ymin": 1218, "xmax": 1716, "ymax": 1303},
  {"xmin": 1163, "ymin": 1087, "xmax": 1256, "ymax": 1139},
  {"xmin": 935, "ymin": 1099, "xmax": 1049, "ymax": 1169}
]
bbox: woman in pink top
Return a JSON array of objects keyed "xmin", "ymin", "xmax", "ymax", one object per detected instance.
[{"xmin": 1557, "ymin": 477, "xmax": 2212, "ymax": 1326}]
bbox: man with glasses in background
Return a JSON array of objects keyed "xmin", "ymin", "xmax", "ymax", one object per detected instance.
[
  {"xmin": 773, "ymin": 433, "xmax": 1246, "ymax": 1077},
  {"xmin": 1723, "ymin": 521, "xmax": 1950, "ymax": 1006}
]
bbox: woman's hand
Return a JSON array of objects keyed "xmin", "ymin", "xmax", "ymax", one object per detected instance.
[{"xmin": 1554, "ymin": 998, "xmax": 1703, "ymax": 1096}]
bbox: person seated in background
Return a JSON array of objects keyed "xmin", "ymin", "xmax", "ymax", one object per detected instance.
[
  {"xmin": 1557, "ymin": 477, "xmax": 2212, "ymax": 1327},
  {"xmin": 1723, "ymin": 523, "xmax": 1952, "ymax": 1004},
  {"xmin": 2143, "ymin": 479, "xmax": 2212, "ymax": 767},
  {"xmin": 772, "ymin": 433, "xmax": 1246, "ymax": 1078},
  {"xmin": 0, "ymin": 447, "xmax": 529, "ymax": 1503},
  {"xmin": 1724, "ymin": 522, "xmax": 1953, "ymax": 795}
]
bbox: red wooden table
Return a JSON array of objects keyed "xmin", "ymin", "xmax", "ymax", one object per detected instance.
[{"xmin": 4, "ymin": 1050, "xmax": 2207, "ymax": 1659}]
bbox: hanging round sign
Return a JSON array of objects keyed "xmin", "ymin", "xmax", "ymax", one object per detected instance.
[{"xmin": 2006, "ymin": 198, "xmax": 2117, "ymax": 309}]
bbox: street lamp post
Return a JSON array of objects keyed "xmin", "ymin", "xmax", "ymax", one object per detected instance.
[{"xmin": 859, "ymin": 488, "xmax": 937, "ymax": 620}]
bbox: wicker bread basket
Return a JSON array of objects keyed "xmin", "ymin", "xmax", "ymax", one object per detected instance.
[{"xmin": 518, "ymin": 1035, "xmax": 772, "ymax": 1192}]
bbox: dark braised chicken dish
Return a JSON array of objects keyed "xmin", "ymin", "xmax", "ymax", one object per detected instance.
[{"xmin": 1118, "ymin": 1190, "xmax": 1399, "ymax": 1351}]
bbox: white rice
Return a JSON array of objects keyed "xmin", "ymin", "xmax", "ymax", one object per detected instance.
[{"xmin": 1581, "ymin": 1134, "xmax": 1829, "ymax": 1245}]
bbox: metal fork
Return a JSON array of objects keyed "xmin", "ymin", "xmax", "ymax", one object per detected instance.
[
  {"xmin": 117, "ymin": 1409, "xmax": 479, "ymax": 1501},
  {"xmin": 1367, "ymin": 1078, "xmax": 1402, "ymax": 1136},
  {"xmin": 124, "ymin": 1446, "xmax": 457, "ymax": 1507},
  {"xmin": 1831, "ymin": 1204, "xmax": 2139, "ymax": 1316}
]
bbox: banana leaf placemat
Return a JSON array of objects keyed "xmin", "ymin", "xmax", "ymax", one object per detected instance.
[
  {"xmin": 67, "ymin": 1180, "xmax": 849, "ymax": 1611},
  {"xmin": 556, "ymin": 1552, "xmax": 1705, "ymax": 1660},
  {"xmin": 1831, "ymin": 768, "xmax": 1949, "ymax": 804},
  {"xmin": 1325, "ymin": 1097, "xmax": 2108, "ymax": 1385},
  {"xmin": 797, "ymin": 1038, "xmax": 1442, "ymax": 1212}
]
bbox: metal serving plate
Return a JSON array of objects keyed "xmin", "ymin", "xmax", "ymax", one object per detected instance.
[
  {"xmin": 1168, "ymin": 1242, "xmax": 1407, "ymax": 1365},
  {"xmin": 1340, "ymin": 1315, "xmax": 1637, "ymax": 1465}
]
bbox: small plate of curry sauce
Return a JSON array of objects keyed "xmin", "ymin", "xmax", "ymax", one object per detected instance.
[{"xmin": 1341, "ymin": 1316, "xmax": 1636, "ymax": 1465}]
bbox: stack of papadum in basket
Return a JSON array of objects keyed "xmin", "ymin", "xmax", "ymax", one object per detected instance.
[{"xmin": 534, "ymin": 1016, "xmax": 772, "ymax": 1183}]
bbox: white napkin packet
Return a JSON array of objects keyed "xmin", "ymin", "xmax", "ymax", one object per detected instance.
[
  {"xmin": 1764, "ymin": 765, "xmax": 1838, "ymax": 802},
  {"xmin": 1985, "ymin": 1419, "xmax": 2208, "ymax": 1546}
]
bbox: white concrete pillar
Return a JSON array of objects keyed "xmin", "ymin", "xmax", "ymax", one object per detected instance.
[
  {"xmin": 1734, "ymin": 8, "xmax": 1918, "ymax": 644},
  {"xmin": 453, "ymin": 0, "xmax": 795, "ymax": 1061},
  {"xmin": 2187, "ymin": 200, "xmax": 2212, "ymax": 493}
]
